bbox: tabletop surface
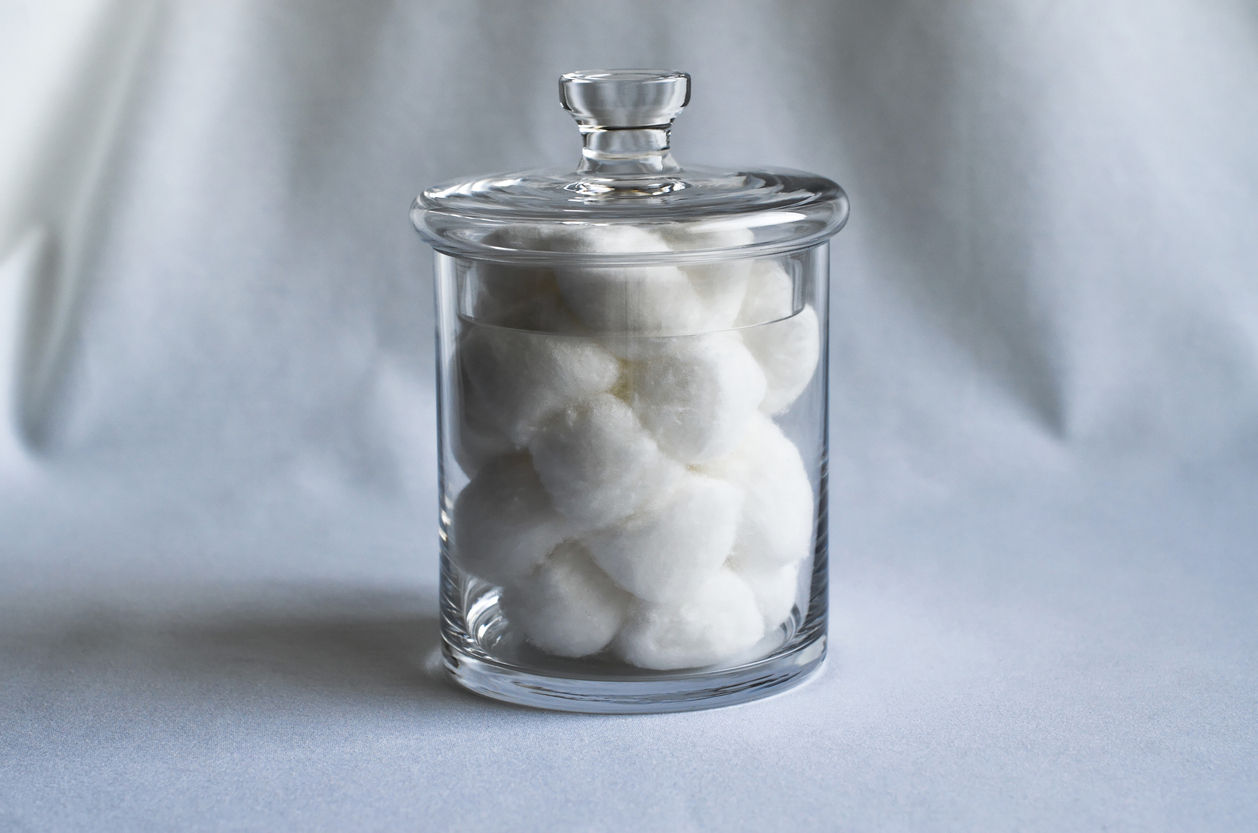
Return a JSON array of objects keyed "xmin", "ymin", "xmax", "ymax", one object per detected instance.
[{"xmin": 3, "ymin": 458, "xmax": 1255, "ymax": 831}]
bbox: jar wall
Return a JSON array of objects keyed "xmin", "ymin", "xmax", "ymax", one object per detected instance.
[{"xmin": 433, "ymin": 242, "xmax": 829, "ymax": 711}]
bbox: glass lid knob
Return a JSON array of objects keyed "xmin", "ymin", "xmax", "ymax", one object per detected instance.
[
  {"xmin": 559, "ymin": 69, "xmax": 691, "ymax": 177},
  {"xmin": 559, "ymin": 69, "xmax": 691, "ymax": 128}
]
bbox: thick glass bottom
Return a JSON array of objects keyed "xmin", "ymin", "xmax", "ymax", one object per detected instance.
[{"xmin": 440, "ymin": 560, "xmax": 828, "ymax": 714}]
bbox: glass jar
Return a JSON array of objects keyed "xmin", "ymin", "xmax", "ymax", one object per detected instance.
[{"xmin": 412, "ymin": 70, "xmax": 848, "ymax": 712}]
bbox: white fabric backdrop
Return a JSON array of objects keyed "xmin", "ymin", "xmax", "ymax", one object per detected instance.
[{"xmin": 2, "ymin": 1, "xmax": 1256, "ymax": 830}]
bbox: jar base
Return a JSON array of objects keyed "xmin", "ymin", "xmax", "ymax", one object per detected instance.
[{"xmin": 441, "ymin": 576, "xmax": 827, "ymax": 714}]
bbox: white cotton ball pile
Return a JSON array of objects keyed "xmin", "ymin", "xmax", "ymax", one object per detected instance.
[
  {"xmin": 459, "ymin": 323, "xmax": 620, "ymax": 447},
  {"xmin": 499, "ymin": 542, "xmax": 631, "ymax": 658},
  {"xmin": 736, "ymin": 260, "xmax": 821, "ymax": 415},
  {"xmin": 470, "ymin": 264, "xmax": 560, "ymax": 328},
  {"xmin": 471, "ymin": 227, "xmax": 564, "ymax": 326},
  {"xmin": 584, "ymin": 472, "xmax": 740, "ymax": 604},
  {"xmin": 628, "ymin": 333, "xmax": 766, "ymax": 463},
  {"xmin": 735, "ymin": 258, "xmax": 795, "ymax": 322},
  {"xmin": 452, "ymin": 363, "xmax": 514, "ymax": 478},
  {"xmin": 451, "ymin": 454, "xmax": 573, "ymax": 587},
  {"xmin": 529, "ymin": 393, "xmax": 684, "ymax": 530},
  {"xmin": 614, "ymin": 567, "xmax": 765, "ymax": 670},
  {"xmin": 732, "ymin": 561, "xmax": 802, "ymax": 632},
  {"xmin": 549, "ymin": 226, "xmax": 711, "ymax": 338},
  {"xmin": 662, "ymin": 223, "xmax": 755, "ymax": 327},
  {"xmin": 700, "ymin": 413, "xmax": 815, "ymax": 573},
  {"xmin": 447, "ymin": 226, "xmax": 821, "ymax": 670},
  {"xmin": 486, "ymin": 290, "xmax": 585, "ymax": 335}
]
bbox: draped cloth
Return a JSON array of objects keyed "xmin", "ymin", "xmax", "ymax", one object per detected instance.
[{"xmin": 2, "ymin": 2, "xmax": 1255, "ymax": 829}]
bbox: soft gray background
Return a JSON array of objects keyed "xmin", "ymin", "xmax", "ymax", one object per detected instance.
[{"xmin": 2, "ymin": 0, "xmax": 1256, "ymax": 830}]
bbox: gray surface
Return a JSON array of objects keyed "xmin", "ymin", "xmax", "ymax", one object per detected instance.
[{"xmin": 2, "ymin": 1, "xmax": 1256, "ymax": 830}]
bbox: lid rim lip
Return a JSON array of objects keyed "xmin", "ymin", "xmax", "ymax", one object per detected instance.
[
  {"xmin": 417, "ymin": 165, "xmax": 844, "ymax": 217},
  {"xmin": 412, "ymin": 213, "xmax": 849, "ymax": 264},
  {"xmin": 416, "ymin": 191, "xmax": 840, "ymax": 219},
  {"xmin": 419, "ymin": 162, "xmax": 837, "ymax": 189},
  {"xmin": 412, "ymin": 166, "xmax": 849, "ymax": 262}
]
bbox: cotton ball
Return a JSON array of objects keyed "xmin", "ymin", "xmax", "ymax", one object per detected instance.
[
  {"xmin": 659, "ymin": 222, "xmax": 754, "ymax": 251},
  {"xmin": 488, "ymin": 291, "xmax": 584, "ymax": 334},
  {"xmin": 459, "ymin": 323, "xmax": 620, "ymax": 446},
  {"xmin": 686, "ymin": 258, "xmax": 754, "ymax": 328},
  {"xmin": 471, "ymin": 226, "xmax": 562, "ymax": 326},
  {"xmin": 548, "ymin": 225, "xmax": 710, "ymax": 341},
  {"xmin": 470, "ymin": 263, "xmax": 560, "ymax": 327},
  {"xmin": 529, "ymin": 392, "xmax": 684, "ymax": 530},
  {"xmin": 452, "ymin": 365, "xmax": 514, "ymax": 477},
  {"xmin": 568, "ymin": 265, "xmax": 708, "ymax": 359},
  {"xmin": 541, "ymin": 224, "xmax": 670, "ymax": 261},
  {"xmin": 661, "ymin": 223, "xmax": 755, "ymax": 327},
  {"xmin": 736, "ymin": 260, "xmax": 821, "ymax": 415},
  {"xmin": 584, "ymin": 473, "xmax": 740, "ymax": 604},
  {"xmin": 595, "ymin": 332, "xmax": 690, "ymax": 363},
  {"xmin": 480, "ymin": 223, "xmax": 560, "ymax": 253},
  {"xmin": 614, "ymin": 568, "xmax": 765, "ymax": 670},
  {"xmin": 745, "ymin": 305, "xmax": 819, "ymax": 415},
  {"xmin": 450, "ymin": 454, "xmax": 573, "ymax": 587},
  {"xmin": 736, "ymin": 259, "xmax": 795, "ymax": 324},
  {"xmin": 499, "ymin": 542, "xmax": 630, "ymax": 658},
  {"xmin": 733, "ymin": 561, "xmax": 802, "ymax": 631},
  {"xmin": 700, "ymin": 414, "xmax": 814, "ymax": 572},
  {"xmin": 628, "ymin": 333, "xmax": 767, "ymax": 463}
]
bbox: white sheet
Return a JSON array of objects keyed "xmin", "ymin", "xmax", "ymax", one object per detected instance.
[{"xmin": 2, "ymin": 1, "xmax": 1256, "ymax": 830}]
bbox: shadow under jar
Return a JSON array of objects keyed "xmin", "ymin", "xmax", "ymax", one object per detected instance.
[{"xmin": 412, "ymin": 69, "xmax": 848, "ymax": 713}]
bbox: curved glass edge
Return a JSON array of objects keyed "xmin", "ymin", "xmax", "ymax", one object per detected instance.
[
  {"xmin": 440, "ymin": 552, "xmax": 828, "ymax": 715},
  {"xmin": 411, "ymin": 162, "xmax": 850, "ymax": 264},
  {"xmin": 442, "ymin": 632, "xmax": 826, "ymax": 714},
  {"xmin": 420, "ymin": 165, "xmax": 840, "ymax": 216},
  {"xmin": 412, "ymin": 191, "xmax": 848, "ymax": 265}
]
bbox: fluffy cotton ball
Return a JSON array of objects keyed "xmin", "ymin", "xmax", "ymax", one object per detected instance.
[
  {"xmin": 659, "ymin": 222, "xmax": 754, "ymax": 251},
  {"xmin": 583, "ymin": 472, "xmax": 740, "ymax": 604},
  {"xmin": 480, "ymin": 223, "xmax": 563, "ymax": 253},
  {"xmin": 547, "ymin": 225, "xmax": 711, "ymax": 340},
  {"xmin": 488, "ymin": 291, "xmax": 584, "ymax": 334},
  {"xmin": 594, "ymin": 332, "xmax": 691, "ymax": 363},
  {"xmin": 733, "ymin": 561, "xmax": 802, "ymax": 631},
  {"xmin": 736, "ymin": 260, "xmax": 821, "ymax": 415},
  {"xmin": 628, "ymin": 333, "xmax": 767, "ymax": 463},
  {"xmin": 450, "ymin": 454, "xmax": 573, "ymax": 587},
  {"xmin": 700, "ymin": 414, "xmax": 815, "ymax": 572},
  {"xmin": 661, "ymin": 223, "xmax": 755, "ymax": 327},
  {"xmin": 471, "ymin": 263, "xmax": 560, "ymax": 328},
  {"xmin": 614, "ymin": 567, "xmax": 765, "ymax": 670},
  {"xmin": 452, "ymin": 364, "xmax": 514, "ymax": 477},
  {"xmin": 471, "ymin": 226, "xmax": 563, "ymax": 326},
  {"xmin": 458, "ymin": 323, "xmax": 621, "ymax": 446},
  {"xmin": 529, "ymin": 392, "xmax": 684, "ymax": 530},
  {"xmin": 746, "ymin": 306, "xmax": 820, "ymax": 415},
  {"xmin": 534, "ymin": 223, "xmax": 672, "ymax": 256},
  {"xmin": 686, "ymin": 258, "xmax": 754, "ymax": 328},
  {"xmin": 499, "ymin": 541, "xmax": 631, "ymax": 658}
]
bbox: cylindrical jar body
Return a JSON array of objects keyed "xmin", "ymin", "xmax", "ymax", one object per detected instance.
[{"xmin": 434, "ymin": 234, "xmax": 829, "ymax": 712}]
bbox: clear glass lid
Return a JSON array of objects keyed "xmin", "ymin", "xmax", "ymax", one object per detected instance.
[{"xmin": 412, "ymin": 70, "xmax": 849, "ymax": 264}]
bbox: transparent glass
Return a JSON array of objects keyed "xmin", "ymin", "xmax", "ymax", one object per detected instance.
[
  {"xmin": 434, "ymin": 243, "xmax": 830, "ymax": 712},
  {"xmin": 415, "ymin": 69, "xmax": 846, "ymax": 712}
]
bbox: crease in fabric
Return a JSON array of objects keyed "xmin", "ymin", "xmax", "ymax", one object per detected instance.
[{"xmin": 0, "ymin": 0, "xmax": 163, "ymax": 454}]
